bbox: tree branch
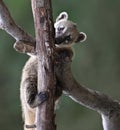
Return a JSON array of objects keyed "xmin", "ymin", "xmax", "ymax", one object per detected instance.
[
  {"xmin": 31, "ymin": 0, "xmax": 56, "ymax": 130},
  {"xmin": 55, "ymin": 58, "xmax": 120, "ymax": 130},
  {"xmin": 0, "ymin": 0, "xmax": 36, "ymax": 54}
]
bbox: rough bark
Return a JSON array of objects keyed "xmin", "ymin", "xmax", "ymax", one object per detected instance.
[{"xmin": 31, "ymin": 0, "xmax": 56, "ymax": 130}]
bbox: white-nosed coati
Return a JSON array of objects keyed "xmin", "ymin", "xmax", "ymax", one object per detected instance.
[{"xmin": 20, "ymin": 12, "xmax": 87, "ymax": 130}]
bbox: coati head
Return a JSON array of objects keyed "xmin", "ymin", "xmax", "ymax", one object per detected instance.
[{"xmin": 54, "ymin": 12, "xmax": 87, "ymax": 47}]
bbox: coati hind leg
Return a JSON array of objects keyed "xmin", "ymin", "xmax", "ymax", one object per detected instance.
[
  {"xmin": 22, "ymin": 77, "xmax": 48, "ymax": 130},
  {"xmin": 20, "ymin": 56, "xmax": 61, "ymax": 130}
]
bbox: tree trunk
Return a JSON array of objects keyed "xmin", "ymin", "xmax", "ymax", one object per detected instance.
[{"xmin": 31, "ymin": 0, "xmax": 56, "ymax": 130}]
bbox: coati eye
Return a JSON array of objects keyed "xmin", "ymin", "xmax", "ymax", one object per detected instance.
[{"xmin": 58, "ymin": 26, "xmax": 65, "ymax": 32}]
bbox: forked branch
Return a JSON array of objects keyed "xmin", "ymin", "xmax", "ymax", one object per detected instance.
[{"xmin": 0, "ymin": 0, "xmax": 36, "ymax": 54}]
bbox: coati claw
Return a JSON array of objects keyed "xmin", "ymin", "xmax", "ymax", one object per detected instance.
[
  {"xmin": 38, "ymin": 91, "xmax": 49, "ymax": 105},
  {"xmin": 25, "ymin": 124, "xmax": 36, "ymax": 129}
]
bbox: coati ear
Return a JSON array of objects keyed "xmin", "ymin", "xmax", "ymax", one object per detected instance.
[
  {"xmin": 75, "ymin": 32, "xmax": 87, "ymax": 43},
  {"xmin": 56, "ymin": 12, "xmax": 68, "ymax": 22}
]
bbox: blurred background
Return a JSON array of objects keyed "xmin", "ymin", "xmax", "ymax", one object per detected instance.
[{"xmin": 0, "ymin": 0, "xmax": 120, "ymax": 130}]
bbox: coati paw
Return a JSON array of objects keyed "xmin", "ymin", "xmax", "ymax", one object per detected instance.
[
  {"xmin": 38, "ymin": 91, "xmax": 49, "ymax": 105},
  {"xmin": 28, "ymin": 91, "xmax": 49, "ymax": 108}
]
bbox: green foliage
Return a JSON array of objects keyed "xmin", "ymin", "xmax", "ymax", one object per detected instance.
[{"xmin": 0, "ymin": 0, "xmax": 120, "ymax": 130}]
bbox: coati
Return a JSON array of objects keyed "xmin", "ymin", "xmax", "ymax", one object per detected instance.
[{"xmin": 20, "ymin": 12, "xmax": 87, "ymax": 130}]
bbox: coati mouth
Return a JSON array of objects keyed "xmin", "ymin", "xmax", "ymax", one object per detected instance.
[{"xmin": 55, "ymin": 35, "xmax": 72, "ymax": 45}]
